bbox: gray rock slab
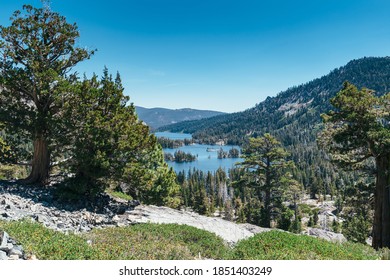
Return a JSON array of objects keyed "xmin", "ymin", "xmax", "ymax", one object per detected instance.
[
  {"xmin": 304, "ymin": 227, "xmax": 347, "ymax": 243},
  {"xmin": 9, "ymin": 247, "xmax": 23, "ymax": 257},
  {"xmin": 8, "ymin": 254, "xmax": 19, "ymax": 260},
  {"xmin": 0, "ymin": 250, "xmax": 7, "ymax": 260},
  {"xmin": 0, "ymin": 231, "xmax": 9, "ymax": 247},
  {"xmin": 126, "ymin": 205, "xmax": 257, "ymax": 244},
  {"xmin": 35, "ymin": 214, "xmax": 49, "ymax": 224}
]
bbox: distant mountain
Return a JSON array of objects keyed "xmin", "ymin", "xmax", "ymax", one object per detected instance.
[
  {"xmin": 135, "ymin": 106, "xmax": 226, "ymax": 129},
  {"xmin": 160, "ymin": 57, "xmax": 390, "ymax": 144},
  {"xmin": 159, "ymin": 57, "xmax": 390, "ymax": 195}
]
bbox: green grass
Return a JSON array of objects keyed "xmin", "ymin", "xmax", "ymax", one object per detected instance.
[
  {"xmin": 0, "ymin": 220, "xmax": 228, "ymax": 260},
  {"xmin": 0, "ymin": 220, "xmax": 95, "ymax": 260},
  {"xmin": 229, "ymin": 230, "xmax": 381, "ymax": 260},
  {"xmin": 86, "ymin": 223, "xmax": 229, "ymax": 260},
  {"xmin": 105, "ymin": 189, "xmax": 133, "ymax": 201},
  {"xmin": 0, "ymin": 164, "xmax": 28, "ymax": 180},
  {"xmin": 0, "ymin": 220, "xmax": 382, "ymax": 260},
  {"xmin": 298, "ymin": 203, "xmax": 315, "ymax": 215}
]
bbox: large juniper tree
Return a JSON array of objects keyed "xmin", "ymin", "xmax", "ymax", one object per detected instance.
[
  {"xmin": 0, "ymin": 5, "xmax": 181, "ymax": 208},
  {"xmin": 320, "ymin": 82, "xmax": 390, "ymax": 249},
  {"xmin": 0, "ymin": 5, "xmax": 94, "ymax": 184}
]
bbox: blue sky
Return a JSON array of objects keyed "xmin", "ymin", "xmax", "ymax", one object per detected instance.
[{"xmin": 2, "ymin": 0, "xmax": 390, "ymax": 112}]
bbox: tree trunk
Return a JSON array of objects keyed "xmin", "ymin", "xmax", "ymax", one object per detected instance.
[
  {"xmin": 264, "ymin": 157, "xmax": 272, "ymax": 228},
  {"xmin": 265, "ymin": 189, "xmax": 271, "ymax": 228},
  {"xmin": 372, "ymin": 155, "xmax": 390, "ymax": 249},
  {"xmin": 22, "ymin": 135, "xmax": 50, "ymax": 185}
]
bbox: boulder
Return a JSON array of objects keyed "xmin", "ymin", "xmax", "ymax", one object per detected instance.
[
  {"xmin": 0, "ymin": 231, "xmax": 9, "ymax": 248},
  {"xmin": 9, "ymin": 247, "xmax": 23, "ymax": 257},
  {"xmin": 304, "ymin": 227, "xmax": 347, "ymax": 243},
  {"xmin": 34, "ymin": 214, "xmax": 49, "ymax": 224},
  {"xmin": 0, "ymin": 250, "xmax": 7, "ymax": 260}
]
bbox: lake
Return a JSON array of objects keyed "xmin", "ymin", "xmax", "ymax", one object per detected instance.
[{"xmin": 155, "ymin": 132, "xmax": 243, "ymax": 174}]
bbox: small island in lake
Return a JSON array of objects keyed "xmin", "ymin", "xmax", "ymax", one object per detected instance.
[{"xmin": 164, "ymin": 150, "xmax": 197, "ymax": 163}]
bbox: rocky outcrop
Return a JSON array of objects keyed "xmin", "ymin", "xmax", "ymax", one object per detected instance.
[
  {"xmin": 124, "ymin": 205, "xmax": 273, "ymax": 244},
  {"xmin": 303, "ymin": 227, "xmax": 347, "ymax": 243},
  {"xmin": 0, "ymin": 230, "xmax": 32, "ymax": 260},
  {"xmin": 0, "ymin": 180, "xmax": 265, "ymax": 244},
  {"xmin": 0, "ymin": 181, "xmax": 139, "ymax": 233},
  {"xmin": 0, "ymin": 180, "xmax": 347, "ymax": 258}
]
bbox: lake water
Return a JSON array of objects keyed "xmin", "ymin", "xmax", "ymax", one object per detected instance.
[{"xmin": 155, "ymin": 132, "xmax": 243, "ymax": 174}]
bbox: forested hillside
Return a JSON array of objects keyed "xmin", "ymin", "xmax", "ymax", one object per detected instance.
[
  {"xmin": 160, "ymin": 57, "xmax": 390, "ymax": 196},
  {"xmin": 161, "ymin": 57, "xmax": 390, "ymax": 144}
]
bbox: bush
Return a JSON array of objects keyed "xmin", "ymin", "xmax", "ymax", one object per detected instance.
[
  {"xmin": 342, "ymin": 213, "xmax": 371, "ymax": 244},
  {"xmin": 0, "ymin": 164, "xmax": 28, "ymax": 180},
  {"xmin": 87, "ymin": 224, "xmax": 229, "ymax": 260},
  {"xmin": 0, "ymin": 220, "xmax": 94, "ymax": 260},
  {"xmin": 230, "ymin": 230, "xmax": 380, "ymax": 260},
  {"xmin": 53, "ymin": 176, "xmax": 105, "ymax": 202},
  {"xmin": 298, "ymin": 203, "xmax": 314, "ymax": 215},
  {"xmin": 0, "ymin": 220, "xmax": 381, "ymax": 260},
  {"xmin": 0, "ymin": 220, "xmax": 229, "ymax": 260}
]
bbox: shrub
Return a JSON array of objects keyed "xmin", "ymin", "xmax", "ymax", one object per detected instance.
[{"xmin": 230, "ymin": 230, "xmax": 379, "ymax": 260}]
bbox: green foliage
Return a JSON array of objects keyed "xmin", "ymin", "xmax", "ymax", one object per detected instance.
[
  {"xmin": 230, "ymin": 230, "xmax": 380, "ymax": 260},
  {"xmin": 106, "ymin": 189, "xmax": 133, "ymax": 201},
  {"xmin": 342, "ymin": 214, "xmax": 371, "ymax": 244},
  {"xmin": 1, "ymin": 219, "xmax": 381, "ymax": 260},
  {"xmin": 341, "ymin": 182, "xmax": 373, "ymax": 244},
  {"xmin": 143, "ymin": 167, "xmax": 181, "ymax": 208},
  {"xmin": 0, "ymin": 5, "xmax": 180, "ymax": 208},
  {"xmin": 0, "ymin": 164, "xmax": 28, "ymax": 180},
  {"xmin": 179, "ymin": 168, "xmax": 232, "ymax": 215},
  {"xmin": 319, "ymin": 82, "xmax": 389, "ymax": 170},
  {"xmin": 332, "ymin": 219, "xmax": 341, "ymax": 233},
  {"xmin": 0, "ymin": 220, "xmax": 95, "ymax": 260},
  {"xmin": 307, "ymin": 216, "xmax": 314, "ymax": 227},
  {"xmin": 171, "ymin": 150, "xmax": 197, "ymax": 162},
  {"xmin": 0, "ymin": 220, "xmax": 229, "ymax": 260},
  {"xmin": 299, "ymin": 203, "xmax": 313, "ymax": 215},
  {"xmin": 88, "ymin": 223, "xmax": 229, "ymax": 260},
  {"xmin": 51, "ymin": 69, "xmax": 180, "ymax": 206},
  {"xmin": 277, "ymin": 205, "xmax": 293, "ymax": 231},
  {"xmin": 0, "ymin": 124, "xmax": 11, "ymax": 162},
  {"xmin": 228, "ymin": 147, "xmax": 240, "ymax": 158},
  {"xmin": 313, "ymin": 210, "xmax": 319, "ymax": 226},
  {"xmin": 0, "ymin": 4, "xmax": 94, "ymax": 183},
  {"xmin": 53, "ymin": 176, "xmax": 106, "ymax": 202},
  {"xmin": 237, "ymin": 133, "xmax": 295, "ymax": 228},
  {"xmin": 157, "ymin": 137, "xmax": 192, "ymax": 149},
  {"xmin": 289, "ymin": 218, "xmax": 302, "ymax": 233},
  {"xmin": 160, "ymin": 57, "xmax": 390, "ymax": 200},
  {"xmin": 320, "ymin": 82, "xmax": 390, "ymax": 249},
  {"xmin": 343, "ymin": 214, "xmax": 372, "ymax": 244}
]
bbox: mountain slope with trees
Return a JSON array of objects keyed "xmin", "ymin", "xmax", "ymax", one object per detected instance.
[
  {"xmin": 160, "ymin": 57, "xmax": 390, "ymax": 197},
  {"xmin": 160, "ymin": 57, "xmax": 390, "ymax": 145}
]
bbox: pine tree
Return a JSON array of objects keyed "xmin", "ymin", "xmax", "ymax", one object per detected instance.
[
  {"xmin": 237, "ymin": 133, "xmax": 294, "ymax": 228},
  {"xmin": 313, "ymin": 210, "xmax": 319, "ymax": 226},
  {"xmin": 280, "ymin": 173, "xmax": 303, "ymax": 232},
  {"xmin": 61, "ymin": 70, "xmax": 181, "ymax": 207},
  {"xmin": 319, "ymin": 82, "xmax": 390, "ymax": 249},
  {"xmin": 341, "ymin": 182, "xmax": 374, "ymax": 244}
]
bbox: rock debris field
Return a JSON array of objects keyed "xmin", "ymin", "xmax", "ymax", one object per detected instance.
[{"xmin": 0, "ymin": 180, "xmax": 346, "ymax": 260}]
